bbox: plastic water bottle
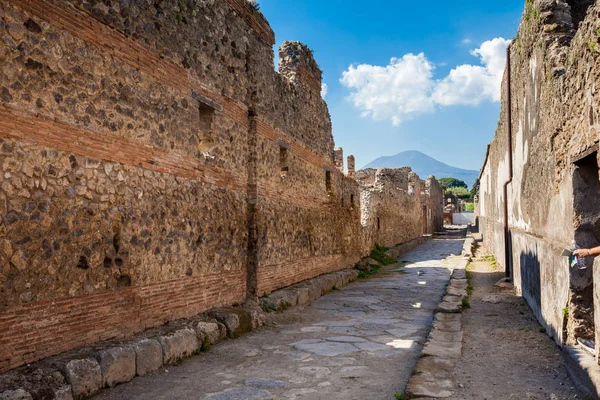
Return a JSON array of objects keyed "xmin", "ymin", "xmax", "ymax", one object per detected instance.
[{"xmin": 572, "ymin": 240, "xmax": 587, "ymax": 269}]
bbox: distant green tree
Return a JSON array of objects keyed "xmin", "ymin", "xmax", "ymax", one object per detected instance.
[
  {"xmin": 471, "ymin": 179, "xmax": 480, "ymax": 198},
  {"xmin": 445, "ymin": 187, "xmax": 472, "ymax": 199},
  {"xmin": 438, "ymin": 177, "xmax": 468, "ymax": 189}
]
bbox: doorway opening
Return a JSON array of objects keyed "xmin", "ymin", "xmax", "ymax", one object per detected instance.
[{"xmin": 565, "ymin": 150, "xmax": 599, "ymax": 345}]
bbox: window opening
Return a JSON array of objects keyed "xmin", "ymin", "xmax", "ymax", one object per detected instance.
[{"xmin": 280, "ymin": 145, "xmax": 289, "ymax": 178}]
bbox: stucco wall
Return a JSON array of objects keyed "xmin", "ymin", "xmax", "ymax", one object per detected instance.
[{"xmin": 477, "ymin": 0, "xmax": 600, "ymax": 346}]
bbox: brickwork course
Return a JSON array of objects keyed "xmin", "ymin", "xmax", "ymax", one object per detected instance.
[{"xmin": 0, "ymin": 0, "xmax": 444, "ymax": 374}]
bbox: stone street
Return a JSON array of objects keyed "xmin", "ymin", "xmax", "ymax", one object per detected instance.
[{"xmin": 95, "ymin": 237, "xmax": 466, "ymax": 400}]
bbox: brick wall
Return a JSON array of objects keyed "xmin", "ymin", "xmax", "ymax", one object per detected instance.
[{"xmin": 0, "ymin": 0, "xmax": 444, "ymax": 372}]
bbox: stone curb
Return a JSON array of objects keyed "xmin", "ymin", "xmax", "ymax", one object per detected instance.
[
  {"xmin": 258, "ymin": 235, "xmax": 432, "ymax": 313},
  {"xmin": 405, "ymin": 255, "xmax": 469, "ymax": 399},
  {"xmin": 260, "ymin": 269, "xmax": 359, "ymax": 312},
  {"xmin": 385, "ymin": 235, "xmax": 433, "ymax": 260},
  {"xmin": 0, "ymin": 306, "xmax": 262, "ymax": 400}
]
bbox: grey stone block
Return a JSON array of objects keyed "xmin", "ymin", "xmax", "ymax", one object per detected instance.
[
  {"xmin": 296, "ymin": 287, "xmax": 311, "ymax": 305},
  {"xmin": 422, "ymin": 340, "xmax": 462, "ymax": 358},
  {"xmin": 196, "ymin": 322, "xmax": 227, "ymax": 345},
  {"xmin": 260, "ymin": 290, "xmax": 298, "ymax": 311},
  {"xmin": 96, "ymin": 346, "xmax": 136, "ymax": 387},
  {"xmin": 158, "ymin": 328, "xmax": 200, "ymax": 365},
  {"xmin": 248, "ymin": 309, "xmax": 265, "ymax": 329},
  {"xmin": 0, "ymin": 389, "xmax": 32, "ymax": 400},
  {"xmin": 209, "ymin": 309, "xmax": 253, "ymax": 338},
  {"xmin": 62, "ymin": 358, "xmax": 102, "ymax": 399},
  {"xmin": 54, "ymin": 386, "xmax": 73, "ymax": 400},
  {"xmin": 132, "ymin": 338, "xmax": 163, "ymax": 376},
  {"xmin": 332, "ymin": 273, "xmax": 344, "ymax": 289},
  {"xmin": 307, "ymin": 284, "xmax": 322, "ymax": 302}
]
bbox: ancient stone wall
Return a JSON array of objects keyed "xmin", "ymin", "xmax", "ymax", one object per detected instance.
[
  {"xmin": 477, "ymin": 0, "xmax": 600, "ymax": 347},
  {"xmin": 0, "ymin": 0, "xmax": 444, "ymax": 372},
  {"xmin": 355, "ymin": 168, "xmax": 442, "ymax": 249}
]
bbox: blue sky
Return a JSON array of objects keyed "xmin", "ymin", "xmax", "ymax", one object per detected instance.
[{"xmin": 259, "ymin": 0, "xmax": 525, "ymax": 171}]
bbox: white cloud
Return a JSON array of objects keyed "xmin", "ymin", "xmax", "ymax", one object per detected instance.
[
  {"xmin": 340, "ymin": 37, "xmax": 511, "ymax": 125},
  {"xmin": 461, "ymin": 38, "xmax": 472, "ymax": 44},
  {"xmin": 321, "ymin": 83, "xmax": 328, "ymax": 99}
]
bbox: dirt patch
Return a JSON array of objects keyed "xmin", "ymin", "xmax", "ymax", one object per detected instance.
[{"xmin": 449, "ymin": 245, "xmax": 582, "ymax": 399}]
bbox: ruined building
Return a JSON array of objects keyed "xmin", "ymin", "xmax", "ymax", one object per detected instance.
[
  {"xmin": 0, "ymin": 0, "xmax": 443, "ymax": 373},
  {"xmin": 477, "ymin": 0, "xmax": 600, "ymax": 361}
]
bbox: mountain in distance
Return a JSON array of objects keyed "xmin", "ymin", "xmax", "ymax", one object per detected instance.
[{"xmin": 363, "ymin": 150, "xmax": 479, "ymax": 188}]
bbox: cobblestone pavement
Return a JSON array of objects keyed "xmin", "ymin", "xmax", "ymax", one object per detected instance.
[{"xmin": 95, "ymin": 238, "xmax": 465, "ymax": 400}]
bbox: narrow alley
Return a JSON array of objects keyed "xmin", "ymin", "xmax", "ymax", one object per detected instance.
[{"xmin": 95, "ymin": 236, "xmax": 466, "ymax": 399}]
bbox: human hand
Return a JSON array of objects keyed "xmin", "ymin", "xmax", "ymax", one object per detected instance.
[{"xmin": 574, "ymin": 249, "xmax": 591, "ymax": 257}]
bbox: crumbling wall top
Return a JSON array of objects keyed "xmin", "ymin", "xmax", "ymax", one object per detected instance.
[{"xmin": 279, "ymin": 41, "xmax": 323, "ymax": 90}]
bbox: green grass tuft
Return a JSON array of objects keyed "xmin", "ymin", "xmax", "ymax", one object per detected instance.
[
  {"xmin": 461, "ymin": 297, "xmax": 471, "ymax": 309},
  {"xmin": 370, "ymin": 244, "xmax": 395, "ymax": 265}
]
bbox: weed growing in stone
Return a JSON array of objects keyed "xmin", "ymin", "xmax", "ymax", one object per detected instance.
[
  {"xmin": 393, "ymin": 393, "xmax": 405, "ymax": 400},
  {"xmin": 485, "ymin": 313, "xmax": 498, "ymax": 317},
  {"xmin": 562, "ymin": 307, "xmax": 569, "ymax": 318},
  {"xmin": 201, "ymin": 336, "xmax": 211, "ymax": 352},
  {"xmin": 466, "ymin": 284, "xmax": 474, "ymax": 296},
  {"xmin": 370, "ymin": 244, "xmax": 396, "ymax": 265},
  {"xmin": 461, "ymin": 297, "xmax": 471, "ymax": 309}
]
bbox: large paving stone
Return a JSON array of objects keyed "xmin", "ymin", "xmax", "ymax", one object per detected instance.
[
  {"xmin": 0, "ymin": 389, "xmax": 32, "ymax": 400},
  {"xmin": 62, "ymin": 358, "xmax": 102, "ymax": 399},
  {"xmin": 445, "ymin": 287, "xmax": 466, "ymax": 297},
  {"xmin": 414, "ymin": 355, "xmax": 456, "ymax": 374},
  {"xmin": 96, "ymin": 346, "xmax": 136, "ymax": 388},
  {"xmin": 436, "ymin": 300, "xmax": 462, "ymax": 313},
  {"xmin": 296, "ymin": 287, "xmax": 311, "ymax": 305},
  {"xmin": 196, "ymin": 322, "xmax": 227, "ymax": 345},
  {"xmin": 428, "ymin": 330, "xmax": 463, "ymax": 343},
  {"xmin": 422, "ymin": 340, "xmax": 462, "ymax": 358},
  {"xmin": 260, "ymin": 290, "xmax": 298, "ymax": 312},
  {"xmin": 209, "ymin": 309, "xmax": 253, "ymax": 338},
  {"xmin": 325, "ymin": 336, "xmax": 366, "ymax": 343},
  {"xmin": 451, "ymin": 269, "xmax": 466, "ymax": 279},
  {"xmin": 292, "ymin": 339, "xmax": 358, "ymax": 356},
  {"xmin": 406, "ymin": 373, "xmax": 454, "ymax": 398},
  {"xmin": 434, "ymin": 313, "xmax": 461, "ymax": 323},
  {"xmin": 132, "ymin": 338, "xmax": 163, "ymax": 376},
  {"xmin": 204, "ymin": 386, "xmax": 273, "ymax": 399},
  {"xmin": 158, "ymin": 328, "xmax": 200, "ymax": 365},
  {"xmin": 244, "ymin": 378, "xmax": 290, "ymax": 389}
]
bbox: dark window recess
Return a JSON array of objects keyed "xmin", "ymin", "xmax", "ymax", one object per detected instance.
[
  {"xmin": 198, "ymin": 102, "xmax": 216, "ymax": 153},
  {"xmin": 350, "ymin": 194, "xmax": 355, "ymax": 209},
  {"xmin": 326, "ymin": 171, "xmax": 332, "ymax": 192},
  {"xmin": 377, "ymin": 217, "xmax": 381, "ymax": 231},
  {"xmin": 280, "ymin": 146, "xmax": 289, "ymax": 177}
]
